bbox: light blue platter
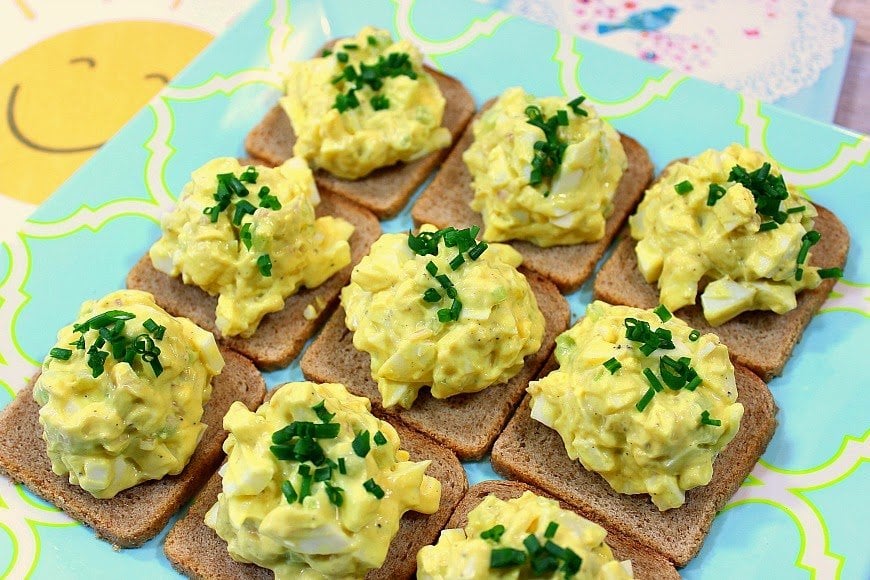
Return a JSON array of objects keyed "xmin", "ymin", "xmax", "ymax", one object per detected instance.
[{"xmin": 0, "ymin": 0, "xmax": 867, "ymax": 578}]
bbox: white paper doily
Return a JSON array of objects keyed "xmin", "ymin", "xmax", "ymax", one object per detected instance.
[{"xmin": 500, "ymin": 0, "xmax": 845, "ymax": 102}]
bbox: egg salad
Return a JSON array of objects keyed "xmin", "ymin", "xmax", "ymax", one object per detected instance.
[
  {"xmin": 629, "ymin": 143, "xmax": 841, "ymax": 326},
  {"xmin": 150, "ymin": 157, "xmax": 354, "ymax": 338},
  {"xmin": 464, "ymin": 87, "xmax": 627, "ymax": 247},
  {"xmin": 341, "ymin": 224, "xmax": 545, "ymax": 409},
  {"xmin": 33, "ymin": 289, "xmax": 224, "ymax": 499},
  {"xmin": 281, "ymin": 26, "xmax": 451, "ymax": 179},
  {"xmin": 528, "ymin": 301, "xmax": 743, "ymax": 511},
  {"xmin": 205, "ymin": 381, "xmax": 441, "ymax": 579},
  {"xmin": 417, "ymin": 491, "xmax": 632, "ymax": 579}
]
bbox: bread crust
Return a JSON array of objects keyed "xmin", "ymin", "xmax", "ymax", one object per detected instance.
[
  {"xmin": 0, "ymin": 348, "xmax": 266, "ymax": 548},
  {"xmin": 445, "ymin": 480, "xmax": 680, "ymax": 579},
  {"xmin": 411, "ymin": 100, "xmax": 654, "ymax": 292},
  {"xmin": 163, "ymin": 424, "xmax": 468, "ymax": 580},
  {"xmin": 491, "ymin": 361, "xmax": 777, "ymax": 566},
  {"xmin": 593, "ymin": 204, "xmax": 849, "ymax": 381},
  {"xmin": 245, "ymin": 66, "xmax": 476, "ymax": 218},
  {"xmin": 300, "ymin": 269, "xmax": 570, "ymax": 460},
  {"xmin": 127, "ymin": 192, "xmax": 381, "ymax": 370}
]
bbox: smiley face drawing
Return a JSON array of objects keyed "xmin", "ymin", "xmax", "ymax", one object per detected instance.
[{"xmin": 0, "ymin": 20, "xmax": 211, "ymax": 207}]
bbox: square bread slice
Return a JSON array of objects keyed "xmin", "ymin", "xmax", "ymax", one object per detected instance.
[
  {"xmin": 593, "ymin": 204, "xmax": 849, "ymax": 381},
  {"xmin": 245, "ymin": 68, "xmax": 476, "ymax": 219},
  {"xmin": 127, "ymin": 193, "xmax": 380, "ymax": 370},
  {"xmin": 0, "ymin": 348, "xmax": 266, "ymax": 548},
  {"xmin": 411, "ymin": 101, "xmax": 654, "ymax": 293},
  {"xmin": 163, "ymin": 424, "xmax": 468, "ymax": 580},
  {"xmin": 301, "ymin": 270, "xmax": 570, "ymax": 460},
  {"xmin": 445, "ymin": 480, "xmax": 679, "ymax": 579},
  {"xmin": 491, "ymin": 362, "xmax": 777, "ymax": 567}
]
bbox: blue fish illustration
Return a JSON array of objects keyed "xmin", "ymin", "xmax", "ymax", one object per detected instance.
[{"xmin": 597, "ymin": 5, "xmax": 679, "ymax": 35}]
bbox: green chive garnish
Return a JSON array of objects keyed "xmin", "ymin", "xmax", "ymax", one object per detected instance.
[
  {"xmin": 700, "ymin": 410, "xmax": 722, "ymax": 426},
  {"xmin": 325, "ymin": 481, "xmax": 344, "ymax": 506},
  {"xmin": 373, "ymin": 431, "xmax": 387, "ymax": 446},
  {"xmin": 352, "ymin": 430, "xmax": 371, "ymax": 457},
  {"xmin": 635, "ymin": 387, "xmax": 656, "ymax": 412},
  {"xmin": 544, "ymin": 521, "xmax": 559, "ymax": 539},
  {"xmin": 363, "ymin": 478, "xmax": 385, "ymax": 499},
  {"xmin": 370, "ymin": 94, "xmax": 390, "ymax": 111},
  {"xmin": 759, "ymin": 221, "xmax": 779, "ymax": 232},
  {"xmin": 239, "ymin": 166, "xmax": 258, "ymax": 184},
  {"xmin": 480, "ymin": 524, "xmax": 506, "ymax": 542},
  {"xmin": 567, "ymin": 95, "xmax": 587, "ymax": 116},
  {"xmin": 337, "ymin": 457, "xmax": 347, "ymax": 474},
  {"xmin": 468, "ymin": 242, "xmax": 488, "ymax": 260},
  {"xmin": 491, "ymin": 548, "xmax": 527, "ymax": 568},
  {"xmin": 312, "ymin": 400, "xmax": 334, "ymax": 423},
  {"xmin": 653, "ymin": 304, "xmax": 672, "ymax": 322},
  {"xmin": 706, "ymin": 183, "xmax": 727, "ymax": 206},
  {"xmin": 818, "ymin": 267, "xmax": 842, "ymax": 279},
  {"xmin": 602, "ymin": 357, "xmax": 621, "ymax": 374},
  {"xmin": 423, "ymin": 288, "xmax": 441, "ymax": 303},
  {"xmin": 643, "ymin": 368, "xmax": 663, "ymax": 392},
  {"xmin": 787, "ymin": 205, "xmax": 806, "ymax": 214},
  {"xmin": 257, "ymin": 254, "xmax": 272, "ymax": 277},
  {"xmin": 336, "ymin": 51, "xmax": 348, "ymax": 63},
  {"xmin": 49, "ymin": 347, "xmax": 72, "ymax": 360},
  {"xmin": 674, "ymin": 180, "xmax": 693, "ymax": 195},
  {"xmin": 281, "ymin": 480, "xmax": 297, "ymax": 503},
  {"xmin": 689, "ymin": 329, "xmax": 700, "ymax": 341},
  {"xmin": 367, "ymin": 35, "xmax": 378, "ymax": 46}
]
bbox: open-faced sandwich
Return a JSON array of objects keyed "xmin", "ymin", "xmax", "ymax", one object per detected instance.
[
  {"xmin": 0, "ymin": 289, "xmax": 265, "ymax": 546},
  {"xmin": 246, "ymin": 26, "xmax": 476, "ymax": 218},
  {"xmin": 492, "ymin": 300, "xmax": 777, "ymax": 566},
  {"xmin": 594, "ymin": 143, "xmax": 849, "ymax": 379},
  {"xmin": 128, "ymin": 156, "xmax": 380, "ymax": 369},
  {"xmin": 164, "ymin": 381, "xmax": 467, "ymax": 579},
  {"xmin": 412, "ymin": 87, "xmax": 654, "ymax": 291},
  {"xmin": 302, "ymin": 225, "xmax": 569, "ymax": 459}
]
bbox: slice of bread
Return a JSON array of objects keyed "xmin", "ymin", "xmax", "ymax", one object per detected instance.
[
  {"xmin": 411, "ymin": 101, "xmax": 654, "ymax": 293},
  {"xmin": 163, "ymin": 423, "xmax": 468, "ymax": 580},
  {"xmin": 593, "ymin": 204, "xmax": 849, "ymax": 381},
  {"xmin": 301, "ymin": 270, "xmax": 570, "ymax": 461},
  {"xmin": 245, "ymin": 68, "xmax": 476, "ymax": 219},
  {"xmin": 444, "ymin": 480, "xmax": 679, "ymax": 579},
  {"xmin": 0, "ymin": 348, "xmax": 265, "ymax": 548},
  {"xmin": 491, "ymin": 363, "xmax": 777, "ymax": 567},
  {"xmin": 127, "ymin": 193, "xmax": 380, "ymax": 370}
]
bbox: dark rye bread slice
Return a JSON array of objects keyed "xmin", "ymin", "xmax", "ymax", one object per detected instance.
[
  {"xmin": 593, "ymin": 204, "xmax": 849, "ymax": 381},
  {"xmin": 127, "ymin": 193, "xmax": 380, "ymax": 370},
  {"xmin": 491, "ymin": 363, "xmax": 777, "ymax": 567},
  {"xmin": 163, "ymin": 424, "xmax": 467, "ymax": 580},
  {"xmin": 411, "ymin": 101, "xmax": 654, "ymax": 293},
  {"xmin": 301, "ymin": 270, "xmax": 570, "ymax": 460},
  {"xmin": 0, "ymin": 348, "xmax": 265, "ymax": 548},
  {"xmin": 245, "ymin": 68, "xmax": 476, "ymax": 219},
  {"xmin": 446, "ymin": 481, "xmax": 679, "ymax": 579}
]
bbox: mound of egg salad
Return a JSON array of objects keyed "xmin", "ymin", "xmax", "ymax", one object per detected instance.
[
  {"xmin": 528, "ymin": 301, "xmax": 743, "ymax": 511},
  {"xmin": 205, "ymin": 381, "xmax": 441, "ymax": 578},
  {"xmin": 417, "ymin": 491, "xmax": 632, "ymax": 579},
  {"xmin": 464, "ymin": 87, "xmax": 627, "ymax": 247},
  {"xmin": 629, "ymin": 143, "xmax": 838, "ymax": 326},
  {"xmin": 150, "ymin": 157, "xmax": 353, "ymax": 338},
  {"xmin": 341, "ymin": 224, "xmax": 545, "ymax": 409},
  {"xmin": 281, "ymin": 26, "xmax": 451, "ymax": 179},
  {"xmin": 33, "ymin": 289, "xmax": 224, "ymax": 498}
]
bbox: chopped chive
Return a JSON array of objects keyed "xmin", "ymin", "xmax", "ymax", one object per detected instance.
[
  {"xmin": 437, "ymin": 308, "xmax": 452, "ymax": 323},
  {"xmin": 523, "ymin": 533, "xmax": 541, "ymax": 555},
  {"xmin": 685, "ymin": 375, "xmax": 702, "ymax": 391},
  {"xmin": 468, "ymin": 242, "xmax": 488, "ymax": 260},
  {"xmin": 367, "ymin": 35, "xmax": 378, "ymax": 46},
  {"xmin": 480, "ymin": 524, "xmax": 506, "ymax": 542},
  {"xmin": 556, "ymin": 109, "xmax": 568, "ymax": 126},
  {"xmin": 653, "ymin": 304, "xmax": 672, "ymax": 322},
  {"xmin": 239, "ymin": 166, "xmax": 258, "ymax": 184},
  {"xmin": 490, "ymin": 547, "xmax": 527, "ymax": 568},
  {"xmin": 567, "ymin": 95, "xmax": 587, "ymax": 116},
  {"xmin": 759, "ymin": 221, "xmax": 779, "ymax": 232},
  {"xmin": 343, "ymin": 43, "xmax": 358, "ymax": 50},
  {"xmin": 449, "ymin": 298, "xmax": 462, "ymax": 321},
  {"xmin": 363, "ymin": 478, "xmax": 385, "ymax": 499},
  {"xmin": 635, "ymin": 387, "xmax": 656, "ymax": 412},
  {"xmin": 643, "ymin": 368, "xmax": 663, "ymax": 392},
  {"xmin": 337, "ymin": 457, "xmax": 347, "ymax": 474},
  {"xmin": 336, "ymin": 51, "xmax": 348, "ymax": 63},
  {"xmin": 602, "ymin": 357, "xmax": 621, "ymax": 374},
  {"xmin": 298, "ymin": 472, "xmax": 312, "ymax": 503},
  {"xmin": 561, "ymin": 548, "xmax": 582, "ymax": 576},
  {"xmin": 449, "ymin": 253, "xmax": 465, "ymax": 271},
  {"xmin": 423, "ymin": 288, "xmax": 441, "ymax": 303},
  {"xmin": 689, "ymin": 329, "xmax": 700, "ymax": 341},
  {"xmin": 700, "ymin": 410, "xmax": 722, "ymax": 426},
  {"xmin": 321, "ymin": 49, "xmax": 332, "ymax": 57},
  {"xmin": 674, "ymin": 180, "xmax": 693, "ymax": 195},
  {"xmin": 257, "ymin": 254, "xmax": 272, "ymax": 277},
  {"xmin": 49, "ymin": 347, "xmax": 72, "ymax": 360},
  {"xmin": 818, "ymin": 267, "xmax": 842, "ymax": 279},
  {"xmin": 352, "ymin": 430, "xmax": 371, "ymax": 457},
  {"xmin": 313, "ymin": 423, "xmax": 340, "ymax": 439},
  {"xmin": 325, "ymin": 481, "xmax": 344, "ymax": 506},
  {"xmin": 232, "ymin": 199, "xmax": 257, "ymax": 226},
  {"xmin": 370, "ymin": 94, "xmax": 390, "ymax": 111},
  {"xmin": 544, "ymin": 521, "xmax": 559, "ymax": 539},
  {"xmin": 787, "ymin": 205, "xmax": 806, "ymax": 214},
  {"xmin": 706, "ymin": 183, "xmax": 727, "ymax": 206},
  {"xmin": 314, "ymin": 465, "xmax": 332, "ymax": 482},
  {"xmin": 312, "ymin": 400, "xmax": 334, "ymax": 423},
  {"xmin": 281, "ymin": 480, "xmax": 297, "ymax": 503},
  {"xmin": 426, "ymin": 261, "xmax": 438, "ymax": 276},
  {"xmin": 373, "ymin": 431, "xmax": 387, "ymax": 446}
]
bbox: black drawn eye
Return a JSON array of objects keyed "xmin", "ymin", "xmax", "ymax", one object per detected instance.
[
  {"xmin": 144, "ymin": 73, "xmax": 170, "ymax": 84},
  {"xmin": 69, "ymin": 56, "xmax": 96, "ymax": 68}
]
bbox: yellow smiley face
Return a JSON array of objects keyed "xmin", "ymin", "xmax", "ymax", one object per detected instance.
[{"xmin": 0, "ymin": 20, "xmax": 211, "ymax": 205}]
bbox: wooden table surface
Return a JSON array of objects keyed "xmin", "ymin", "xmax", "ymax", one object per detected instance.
[{"xmin": 833, "ymin": 0, "xmax": 869, "ymax": 135}]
